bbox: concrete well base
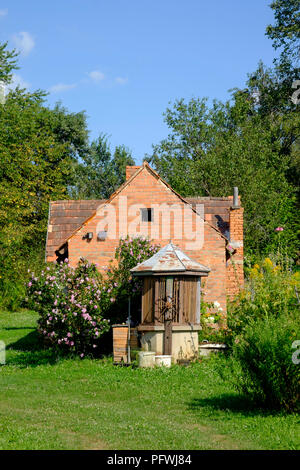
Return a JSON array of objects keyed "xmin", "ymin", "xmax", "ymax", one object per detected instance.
[{"xmin": 137, "ymin": 324, "xmax": 201, "ymax": 361}]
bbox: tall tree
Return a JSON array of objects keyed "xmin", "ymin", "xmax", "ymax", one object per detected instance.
[
  {"xmin": 0, "ymin": 42, "xmax": 90, "ymax": 307},
  {"xmin": 73, "ymin": 134, "xmax": 135, "ymax": 199},
  {"xmin": 266, "ymin": 0, "xmax": 300, "ymax": 67},
  {"xmin": 150, "ymin": 94, "xmax": 299, "ymax": 258}
]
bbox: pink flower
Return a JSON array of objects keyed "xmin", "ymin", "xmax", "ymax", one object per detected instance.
[
  {"xmin": 80, "ymin": 353, "xmax": 84, "ymax": 358},
  {"xmin": 82, "ymin": 313, "xmax": 92, "ymax": 321},
  {"xmin": 275, "ymin": 227, "xmax": 284, "ymax": 232},
  {"xmin": 28, "ymin": 282, "xmax": 32, "ymax": 287}
]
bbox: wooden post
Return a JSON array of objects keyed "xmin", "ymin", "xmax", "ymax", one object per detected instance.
[
  {"xmin": 164, "ymin": 277, "xmax": 173, "ymax": 355},
  {"xmin": 195, "ymin": 277, "xmax": 201, "ymax": 324}
]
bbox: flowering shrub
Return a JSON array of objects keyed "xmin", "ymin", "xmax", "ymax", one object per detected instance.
[
  {"xmin": 26, "ymin": 237, "xmax": 160, "ymax": 355},
  {"xmin": 27, "ymin": 259, "xmax": 110, "ymax": 357},
  {"xmin": 228, "ymin": 257, "xmax": 300, "ymax": 341},
  {"xmin": 198, "ymin": 292, "xmax": 228, "ymax": 343},
  {"xmin": 103, "ymin": 236, "xmax": 160, "ymax": 324},
  {"xmin": 225, "ymin": 256, "xmax": 300, "ymax": 412}
]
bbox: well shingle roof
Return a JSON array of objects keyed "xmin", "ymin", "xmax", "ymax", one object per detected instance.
[{"xmin": 130, "ymin": 242, "xmax": 210, "ymax": 275}]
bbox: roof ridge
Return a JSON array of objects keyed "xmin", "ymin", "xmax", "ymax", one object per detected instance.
[{"xmin": 170, "ymin": 242, "xmax": 186, "ymax": 270}]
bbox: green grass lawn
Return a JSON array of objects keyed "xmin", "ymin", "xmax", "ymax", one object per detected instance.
[{"xmin": 0, "ymin": 310, "xmax": 299, "ymax": 450}]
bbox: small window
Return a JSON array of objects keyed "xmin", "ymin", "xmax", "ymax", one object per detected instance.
[{"xmin": 140, "ymin": 208, "xmax": 153, "ymax": 222}]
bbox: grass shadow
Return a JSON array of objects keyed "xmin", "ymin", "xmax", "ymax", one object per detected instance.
[
  {"xmin": 4, "ymin": 329, "xmax": 65, "ymax": 368},
  {"xmin": 188, "ymin": 393, "xmax": 283, "ymax": 417},
  {"xmin": 7, "ymin": 329, "xmax": 43, "ymax": 352},
  {"xmin": 3, "ymin": 327, "xmax": 37, "ymax": 330},
  {"xmin": 4, "ymin": 328, "xmax": 113, "ymax": 368}
]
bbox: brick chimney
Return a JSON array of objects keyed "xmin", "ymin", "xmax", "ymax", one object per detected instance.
[
  {"xmin": 126, "ymin": 166, "xmax": 141, "ymax": 180},
  {"xmin": 226, "ymin": 188, "xmax": 244, "ymax": 300}
]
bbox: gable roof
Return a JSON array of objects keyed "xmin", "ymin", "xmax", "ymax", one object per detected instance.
[
  {"xmin": 46, "ymin": 162, "xmax": 234, "ymax": 260},
  {"xmin": 46, "ymin": 199, "xmax": 105, "ymax": 260}
]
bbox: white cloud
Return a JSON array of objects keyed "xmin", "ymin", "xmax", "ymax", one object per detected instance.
[
  {"xmin": 12, "ymin": 31, "xmax": 35, "ymax": 56},
  {"xmin": 49, "ymin": 82, "xmax": 77, "ymax": 93},
  {"xmin": 88, "ymin": 70, "xmax": 105, "ymax": 82},
  {"xmin": 115, "ymin": 77, "xmax": 128, "ymax": 85},
  {"xmin": 7, "ymin": 73, "xmax": 30, "ymax": 91},
  {"xmin": 0, "ymin": 8, "xmax": 8, "ymax": 17}
]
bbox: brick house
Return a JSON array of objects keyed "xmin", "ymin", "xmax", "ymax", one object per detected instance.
[{"xmin": 45, "ymin": 162, "xmax": 244, "ymax": 312}]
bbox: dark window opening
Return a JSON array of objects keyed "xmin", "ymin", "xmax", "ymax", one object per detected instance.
[
  {"xmin": 140, "ymin": 207, "xmax": 153, "ymax": 222},
  {"xmin": 55, "ymin": 243, "xmax": 68, "ymax": 264}
]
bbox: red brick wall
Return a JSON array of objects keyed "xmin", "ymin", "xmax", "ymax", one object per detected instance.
[
  {"xmin": 68, "ymin": 166, "xmax": 228, "ymax": 311},
  {"xmin": 226, "ymin": 206, "xmax": 244, "ymax": 300}
]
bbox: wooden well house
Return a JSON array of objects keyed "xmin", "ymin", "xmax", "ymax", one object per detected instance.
[{"xmin": 130, "ymin": 243, "xmax": 210, "ymax": 361}]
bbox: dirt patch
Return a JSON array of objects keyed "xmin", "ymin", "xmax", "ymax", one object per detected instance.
[
  {"xmin": 60, "ymin": 429, "xmax": 108, "ymax": 450},
  {"xmin": 185, "ymin": 422, "xmax": 241, "ymax": 450}
]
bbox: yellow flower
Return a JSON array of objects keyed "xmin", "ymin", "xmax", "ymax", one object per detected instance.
[
  {"xmin": 254, "ymin": 263, "xmax": 260, "ymax": 269},
  {"xmin": 263, "ymin": 258, "xmax": 273, "ymax": 267},
  {"xmin": 250, "ymin": 267, "xmax": 259, "ymax": 278}
]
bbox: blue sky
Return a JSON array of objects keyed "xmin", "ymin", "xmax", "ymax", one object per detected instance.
[{"xmin": 0, "ymin": 1, "xmax": 276, "ymax": 163}]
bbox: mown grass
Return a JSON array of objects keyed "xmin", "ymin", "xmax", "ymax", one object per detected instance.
[{"xmin": 0, "ymin": 310, "xmax": 299, "ymax": 450}]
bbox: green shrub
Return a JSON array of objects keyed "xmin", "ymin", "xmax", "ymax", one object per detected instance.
[
  {"xmin": 231, "ymin": 315, "xmax": 300, "ymax": 413},
  {"xmin": 0, "ymin": 242, "xmax": 44, "ymax": 311},
  {"xmin": 227, "ymin": 257, "xmax": 300, "ymax": 344},
  {"xmin": 198, "ymin": 299, "xmax": 228, "ymax": 344},
  {"xmin": 26, "ymin": 259, "xmax": 110, "ymax": 357}
]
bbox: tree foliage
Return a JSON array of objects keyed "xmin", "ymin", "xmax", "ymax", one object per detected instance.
[
  {"xmin": 0, "ymin": 41, "xmax": 19, "ymax": 83},
  {"xmin": 0, "ymin": 42, "xmax": 92, "ymax": 308},
  {"xmin": 72, "ymin": 134, "xmax": 135, "ymax": 199},
  {"xmin": 266, "ymin": 0, "xmax": 300, "ymax": 67},
  {"xmin": 150, "ymin": 5, "xmax": 300, "ymax": 260},
  {"xmin": 150, "ymin": 92, "xmax": 299, "ymax": 258}
]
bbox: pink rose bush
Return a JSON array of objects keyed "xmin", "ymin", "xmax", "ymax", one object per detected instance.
[
  {"xmin": 27, "ymin": 259, "xmax": 110, "ymax": 356},
  {"xmin": 26, "ymin": 237, "xmax": 160, "ymax": 356}
]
